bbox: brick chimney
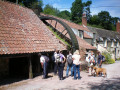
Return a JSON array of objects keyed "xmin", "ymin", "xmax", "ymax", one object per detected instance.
[
  {"xmin": 82, "ymin": 12, "xmax": 87, "ymax": 26},
  {"xmin": 116, "ymin": 20, "xmax": 120, "ymax": 33}
]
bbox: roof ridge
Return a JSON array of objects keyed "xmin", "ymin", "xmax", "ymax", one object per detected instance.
[{"xmin": 88, "ymin": 26, "xmax": 117, "ymax": 33}]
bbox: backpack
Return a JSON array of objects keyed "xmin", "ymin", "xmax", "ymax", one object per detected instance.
[
  {"xmin": 56, "ymin": 54, "xmax": 61, "ymax": 62},
  {"xmin": 44, "ymin": 56, "xmax": 49, "ymax": 62},
  {"xmin": 67, "ymin": 55, "xmax": 73, "ymax": 65},
  {"xmin": 102, "ymin": 55, "xmax": 105, "ymax": 62}
]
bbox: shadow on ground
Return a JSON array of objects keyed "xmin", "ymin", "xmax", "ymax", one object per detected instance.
[
  {"xmin": 0, "ymin": 76, "xmax": 28, "ymax": 86},
  {"xmin": 89, "ymin": 77, "xmax": 120, "ymax": 90}
]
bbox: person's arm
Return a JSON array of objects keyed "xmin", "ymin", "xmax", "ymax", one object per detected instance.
[
  {"xmin": 41, "ymin": 63, "xmax": 43, "ymax": 68},
  {"xmin": 40, "ymin": 57, "xmax": 44, "ymax": 68},
  {"xmin": 62, "ymin": 55, "xmax": 66, "ymax": 63}
]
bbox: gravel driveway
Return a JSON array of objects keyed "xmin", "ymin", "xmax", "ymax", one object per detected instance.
[{"xmin": 0, "ymin": 61, "xmax": 120, "ymax": 90}]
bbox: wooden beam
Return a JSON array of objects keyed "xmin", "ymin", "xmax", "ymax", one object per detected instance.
[
  {"xmin": 29, "ymin": 54, "xmax": 33, "ymax": 79},
  {"xmin": 50, "ymin": 20, "xmax": 52, "ymax": 24},
  {"xmin": 55, "ymin": 21, "xmax": 57, "ymax": 28},
  {"xmin": 61, "ymin": 29, "xmax": 66, "ymax": 34},
  {"xmin": 65, "ymin": 32, "xmax": 68, "ymax": 36}
]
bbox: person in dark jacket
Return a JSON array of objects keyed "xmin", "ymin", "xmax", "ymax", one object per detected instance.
[{"xmin": 55, "ymin": 50, "xmax": 66, "ymax": 80}]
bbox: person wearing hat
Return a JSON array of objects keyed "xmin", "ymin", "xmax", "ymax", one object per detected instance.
[{"xmin": 72, "ymin": 50, "xmax": 81, "ymax": 80}]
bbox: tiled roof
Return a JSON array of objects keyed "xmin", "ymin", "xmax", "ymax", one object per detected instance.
[
  {"xmin": 83, "ymin": 32, "xmax": 92, "ymax": 39},
  {"xmin": 76, "ymin": 35, "xmax": 96, "ymax": 50},
  {"xmin": 40, "ymin": 13, "xmax": 92, "ymax": 39},
  {"xmin": 40, "ymin": 14, "xmax": 96, "ymax": 50},
  {"xmin": 87, "ymin": 26, "xmax": 120, "ymax": 40},
  {"xmin": 0, "ymin": 1, "xmax": 66, "ymax": 55}
]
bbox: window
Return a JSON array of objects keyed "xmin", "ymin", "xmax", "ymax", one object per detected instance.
[
  {"xmin": 104, "ymin": 39, "xmax": 107, "ymax": 47},
  {"xmin": 79, "ymin": 31, "xmax": 83, "ymax": 39}
]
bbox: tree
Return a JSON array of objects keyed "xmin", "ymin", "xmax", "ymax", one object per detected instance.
[
  {"xmin": 43, "ymin": 4, "xmax": 60, "ymax": 16},
  {"xmin": 98, "ymin": 11, "xmax": 113, "ymax": 30},
  {"xmin": 71, "ymin": 0, "xmax": 83, "ymax": 23},
  {"xmin": 71, "ymin": 0, "xmax": 92, "ymax": 24},
  {"xmin": 83, "ymin": 0, "xmax": 92, "ymax": 22},
  {"xmin": 30, "ymin": 0, "xmax": 43, "ymax": 15},
  {"xmin": 58, "ymin": 10, "xmax": 71, "ymax": 20},
  {"xmin": 89, "ymin": 15, "xmax": 100, "ymax": 25}
]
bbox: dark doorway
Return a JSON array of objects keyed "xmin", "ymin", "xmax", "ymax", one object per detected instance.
[{"xmin": 9, "ymin": 57, "xmax": 29, "ymax": 78}]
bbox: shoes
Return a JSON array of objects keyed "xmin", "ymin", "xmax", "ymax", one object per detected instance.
[
  {"xmin": 60, "ymin": 78, "xmax": 64, "ymax": 80},
  {"xmin": 78, "ymin": 78, "xmax": 81, "ymax": 80},
  {"xmin": 73, "ymin": 78, "xmax": 77, "ymax": 80},
  {"xmin": 66, "ymin": 76, "xmax": 68, "ymax": 78},
  {"xmin": 88, "ymin": 75, "xmax": 92, "ymax": 77},
  {"xmin": 42, "ymin": 77, "xmax": 47, "ymax": 79}
]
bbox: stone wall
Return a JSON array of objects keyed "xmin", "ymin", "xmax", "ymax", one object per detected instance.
[{"xmin": 0, "ymin": 57, "xmax": 9, "ymax": 79}]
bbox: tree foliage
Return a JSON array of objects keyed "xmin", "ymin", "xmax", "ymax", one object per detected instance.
[
  {"xmin": 43, "ymin": 4, "xmax": 60, "ymax": 16},
  {"xmin": 71, "ymin": 0, "xmax": 83, "ymax": 23},
  {"xmin": 89, "ymin": 11, "xmax": 120, "ymax": 31},
  {"xmin": 58, "ymin": 10, "xmax": 71, "ymax": 20},
  {"xmin": 71, "ymin": 0, "xmax": 92, "ymax": 23}
]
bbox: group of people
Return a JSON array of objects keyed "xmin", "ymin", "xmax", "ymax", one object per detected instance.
[
  {"xmin": 39, "ymin": 50, "xmax": 104, "ymax": 80},
  {"xmin": 86, "ymin": 51, "xmax": 104, "ymax": 76},
  {"xmin": 40, "ymin": 49, "xmax": 81, "ymax": 80}
]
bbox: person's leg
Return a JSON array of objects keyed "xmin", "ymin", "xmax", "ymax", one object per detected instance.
[
  {"xmin": 66, "ymin": 64, "xmax": 70, "ymax": 77},
  {"xmin": 77, "ymin": 65, "xmax": 80, "ymax": 79},
  {"xmin": 54, "ymin": 62, "xmax": 57, "ymax": 75},
  {"xmin": 43, "ymin": 62, "xmax": 46, "ymax": 78},
  {"xmin": 71, "ymin": 64, "xmax": 74, "ymax": 76},
  {"xmin": 74, "ymin": 65, "xmax": 77, "ymax": 79},
  {"xmin": 89, "ymin": 66, "xmax": 91, "ymax": 75},
  {"xmin": 61, "ymin": 63, "xmax": 64, "ymax": 79},
  {"xmin": 58, "ymin": 63, "xmax": 61, "ymax": 79},
  {"xmin": 45, "ymin": 62, "xmax": 48, "ymax": 78}
]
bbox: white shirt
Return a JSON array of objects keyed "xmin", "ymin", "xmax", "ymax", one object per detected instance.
[
  {"xmin": 72, "ymin": 54, "xmax": 81, "ymax": 65},
  {"xmin": 40, "ymin": 56, "xmax": 45, "ymax": 63},
  {"xmin": 90, "ymin": 55, "xmax": 94, "ymax": 66},
  {"xmin": 54, "ymin": 53, "xmax": 58, "ymax": 62}
]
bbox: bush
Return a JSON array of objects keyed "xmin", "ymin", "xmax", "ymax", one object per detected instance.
[
  {"xmin": 102, "ymin": 52, "xmax": 115, "ymax": 64},
  {"xmin": 116, "ymin": 58, "xmax": 120, "ymax": 61}
]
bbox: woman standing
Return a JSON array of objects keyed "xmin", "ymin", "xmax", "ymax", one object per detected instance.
[{"xmin": 72, "ymin": 50, "xmax": 81, "ymax": 80}]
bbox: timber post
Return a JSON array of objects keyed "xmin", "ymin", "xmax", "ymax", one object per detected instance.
[{"xmin": 29, "ymin": 54, "xmax": 33, "ymax": 79}]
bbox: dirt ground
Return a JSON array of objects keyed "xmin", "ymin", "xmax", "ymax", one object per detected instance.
[{"xmin": 0, "ymin": 61, "xmax": 120, "ymax": 90}]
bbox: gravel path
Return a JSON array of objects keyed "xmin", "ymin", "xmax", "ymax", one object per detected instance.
[{"xmin": 0, "ymin": 61, "xmax": 120, "ymax": 90}]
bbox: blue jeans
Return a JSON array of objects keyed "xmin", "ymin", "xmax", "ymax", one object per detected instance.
[
  {"xmin": 54, "ymin": 62, "xmax": 58, "ymax": 74},
  {"xmin": 58, "ymin": 62, "xmax": 64, "ymax": 79},
  {"xmin": 74, "ymin": 64, "xmax": 80, "ymax": 79},
  {"xmin": 66, "ymin": 64, "xmax": 74, "ymax": 76},
  {"xmin": 43, "ymin": 62, "xmax": 48, "ymax": 78}
]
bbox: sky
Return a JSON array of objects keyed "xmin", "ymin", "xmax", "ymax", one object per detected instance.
[{"xmin": 43, "ymin": 0, "xmax": 120, "ymax": 18}]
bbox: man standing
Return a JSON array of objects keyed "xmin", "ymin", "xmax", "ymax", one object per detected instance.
[
  {"xmin": 52, "ymin": 49, "xmax": 58, "ymax": 75},
  {"xmin": 66, "ymin": 51, "xmax": 74, "ymax": 77},
  {"xmin": 56, "ymin": 50, "xmax": 66, "ymax": 80},
  {"xmin": 40, "ymin": 53, "xmax": 49, "ymax": 79},
  {"xmin": 97, "ymin": 52, "xmax": 103, "ymax": 68},
  {"xmin": 72, "ymin": 50, "xmax": 81, "ymax": 80}
]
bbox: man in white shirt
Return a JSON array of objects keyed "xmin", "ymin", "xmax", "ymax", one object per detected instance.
[{"xmin": 40, "ymin": 53, "xmax": 49, "ymax": 79}]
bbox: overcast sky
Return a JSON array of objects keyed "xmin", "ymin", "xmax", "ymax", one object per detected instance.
[{"xmin": 43, "ymin": 0, "xmax": 120, "ymax": 18}]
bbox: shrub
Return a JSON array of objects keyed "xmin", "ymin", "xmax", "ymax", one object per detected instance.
[
  {"xmin": 102, "ymin": 52, "xmax": 115, "ymax": 64},
  {"xmin": 116, "ymin": 58, "xmax": 120, "ymax": 61}
]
